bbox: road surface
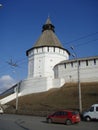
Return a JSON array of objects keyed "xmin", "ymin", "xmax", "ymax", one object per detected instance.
[{"xmin": 0, "ymin": 114, "xmax": 98, "ymax": 130}]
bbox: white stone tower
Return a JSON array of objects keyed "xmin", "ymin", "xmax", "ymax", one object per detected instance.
[
  {"xmin": 26, "ymin": 17, "xmax": 70, "ymax": 79},
  {"xmin": 20, "ymin": 17, "xmax": 70, "ymax": 95}
]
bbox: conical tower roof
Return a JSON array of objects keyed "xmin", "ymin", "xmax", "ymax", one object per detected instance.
[
  {"xmin": 26, "ymin": 17, "xmax": 70, "ymax": 55},
  {"xmin": 33, "ymin": 17, "xmax": 63, "ymax": 48}
]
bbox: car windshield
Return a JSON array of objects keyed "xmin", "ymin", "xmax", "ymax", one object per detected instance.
[
  {"xmin": 85, "ymin": 106, "xmax": 94, "ymax": 112},
  {"xmin": 72, "ymin": 111, "xmax": 79, "ymax": 115}
]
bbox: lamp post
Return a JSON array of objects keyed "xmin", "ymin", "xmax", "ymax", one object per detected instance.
[
  {"xmin": 71, "ymin": 46, "xmax": 82, "ymax": 113},
  {"xmin": 15, "ymin": 82, "xmax": 19, "ymax": 113}
]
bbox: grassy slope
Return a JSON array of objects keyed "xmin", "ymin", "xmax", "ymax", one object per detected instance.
[{"xmin": 5, "ymin": 82, "xmax": 98, "ymax": 116}]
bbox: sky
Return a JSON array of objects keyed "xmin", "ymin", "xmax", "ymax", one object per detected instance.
[{"xmin": 0, "ymin": 0, "xmax": 98, "ymax": 93}]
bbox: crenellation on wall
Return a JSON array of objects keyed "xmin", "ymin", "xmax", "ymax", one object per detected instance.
[
  {"xmin": 28, "ymin": 47, "xmax": 69, "ymax": 56},
  {"xmin": 54, "ymin": 57, "xmax": 98, "ymax": 83},
  {"xmin": 62, "ymin": 58, "xmax": 98, "ymax": 69}
]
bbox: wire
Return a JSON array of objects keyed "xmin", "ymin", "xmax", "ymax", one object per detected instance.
[
  {"xmin": 71, "ymin": 38, "xmax": 98, "ymax": 47},
  {"xmin": 65, "ymin": 31, "xmax": 98, "ymax": 45},
  {"xmin": 0, "ymin": 57, "xmax": 27, "ymax": 75},
  {"xmin": 76, "ymin": 39, "xmax": 98, "ymax": 47}
]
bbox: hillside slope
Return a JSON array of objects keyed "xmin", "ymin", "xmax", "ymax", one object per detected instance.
[{"xmin": 5, "ymin": 82, "xmax": 98, "ymax": 116}]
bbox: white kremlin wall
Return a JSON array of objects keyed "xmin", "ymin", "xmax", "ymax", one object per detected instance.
[
  {"xmin": 20, "ymin": 77, "xmax": 65, "ymax": 96},
  {"xmin": 54, "ymin": 57, "xmax": 98, "ymax": 83},
  {"xmin": 20, "ymin": 55, "xmax": 98, "ymax": 96},
  {"xmin": 1, "ymin": 57, "xmax": 97, "ymax": 104}
]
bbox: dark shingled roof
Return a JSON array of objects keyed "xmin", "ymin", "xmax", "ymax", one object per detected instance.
[
  {"xmin": 33, "ymin": 17, "xmax": 63, "ymax": 48},
  {"xmin": 33, "ymin": 30, "xmax": 63, "ymax": 48},
  {"xmin": 26, "ymin": 17, "xmax": 70, "ymax": 56}
]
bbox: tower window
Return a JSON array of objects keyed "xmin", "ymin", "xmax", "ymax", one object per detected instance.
[
  {"xmin": 53, "ymin": 47, "xmax": 55, "ymax": 52},
  {"xmin": 94, "ymin": 59, "xmax": 96, "ymax": 65},
  {"xmin": 48, "ymin": 47, "xmax": 49, "ymax": 52},
  {"xmin": 42, "ymin": 47, "xmax": 43, "ymax": 52},
  {"xmin": 79, "ymin": 61, "xmax": 80, "ymax": 66},
  {"xmin": 36, "ymin": 49, "xmax": 38, "ymax": 53},
  {"xmin": 64, "ymin": 63, "xmax": 66, "ymax": 68},
  {"xmin": 86, "ymin": 60, "xmax": 88, "ymax": 66},
  {"xmin": 71, "ymin": 62, "xmax": 73, "ymax": 67}
]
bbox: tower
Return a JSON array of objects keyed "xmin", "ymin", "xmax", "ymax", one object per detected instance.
[{"xmin": 26, "ymin": 17, "xmax": 70, "ymax": 79}]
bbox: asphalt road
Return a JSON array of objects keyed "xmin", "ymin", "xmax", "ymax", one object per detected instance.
[{"xmin": 0, "ymin": 114, "xmax": 98, "ymax": 130}]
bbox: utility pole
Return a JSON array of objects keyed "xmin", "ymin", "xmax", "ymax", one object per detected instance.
[
  {"xmin": 7, "ymin": 59, "xmax": 19, "ymax": 113},
  {"xmin": 71, "ymin": 46, "xmax": 82, "ymax": 113},
  {"xmin": 15, "ymin": 82, "xmax": 19, "ymax": 113}
]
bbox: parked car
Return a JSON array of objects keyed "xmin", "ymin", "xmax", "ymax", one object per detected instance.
[
  {"xmin": 46, "ymin": 110, "xmax": 80, "ymax": 125},
  {"xmin": 82, "ymin": 104, "xmax": 98, "ymax": 121}
]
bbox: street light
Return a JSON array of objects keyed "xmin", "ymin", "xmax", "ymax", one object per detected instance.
[{"xmin": 71, "ymin": 46, "xmax": 82, "ymax": 113}]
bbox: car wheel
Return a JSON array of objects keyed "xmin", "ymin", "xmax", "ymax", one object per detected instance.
[
  {"xmin": 65, "ymin": 119, "xmax": 72, "ymax": 125},
  {"xmin": 85, "ymin": 116, "xmax": 91, "ymax": 121},
  {"xmin": 47, "ymin": 118, "xmax": 52, "ymax": 123}
]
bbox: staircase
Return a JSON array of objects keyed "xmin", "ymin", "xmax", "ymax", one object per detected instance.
[{"xmin": 0, "ymin": 92, "xmax": 21, "ymax": 105}]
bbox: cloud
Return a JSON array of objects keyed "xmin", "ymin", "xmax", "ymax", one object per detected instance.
[{"xmin": 0, "ymin": 75, "xmax": 16, "ymax": 94}]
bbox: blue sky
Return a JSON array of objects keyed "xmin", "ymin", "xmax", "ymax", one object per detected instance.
[{"xmin": 0, "ymin": 0, "xmax": 98, "ymax": 93}]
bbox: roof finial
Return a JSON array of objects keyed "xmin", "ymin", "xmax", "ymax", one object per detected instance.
[
  {"xmin": 45, "ymin": 16, "xmax": 52, "ymax": 24},
  {"xmin": 48, "ymin": 13, "xmax": 50, "ymax": 18}
]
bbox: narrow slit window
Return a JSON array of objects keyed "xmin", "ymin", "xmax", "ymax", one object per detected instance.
[
  {"xmin": 94, "ymin": 59, "xmax": 96, "ymax": 65},
  {"xmin": 64, "ymin": 63, "xmax": 66, "ymax": 68},
  {"xmin": 86, "ymin": 60, "xmax": 88, "ymax": 66},
  {"xmin": 79, "ymin": 61, "xmax": 80, "ymax": 66},
  {"xmin": 54, "ymin": 47, "xmax": 55, "ymax": 52},
  {"xmin": 71, "ymin": 62, "xmax": 73, "ymax": 67},
  {"xmin": 48, "ymin": 47, "xmax": 49, "ymax": 52}
]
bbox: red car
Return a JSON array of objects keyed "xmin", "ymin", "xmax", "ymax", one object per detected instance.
[{"xmin": 46, "ymin": 110, "xmax": 80, "ymax": 125}]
